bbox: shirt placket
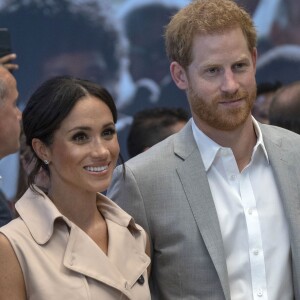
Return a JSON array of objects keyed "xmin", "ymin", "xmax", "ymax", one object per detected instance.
[{"xmin": 239, "ymin": 170, "xmax": 268, "ymax": 300}]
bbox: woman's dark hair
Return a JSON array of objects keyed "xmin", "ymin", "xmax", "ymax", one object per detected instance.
[{"xmin": 22, "ymin": 75, "xmax": 122, "ymax": 192}]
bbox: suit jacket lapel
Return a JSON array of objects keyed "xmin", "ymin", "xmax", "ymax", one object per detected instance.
[
  {"xmin": 174, "ymin": 122, "xmax": 231, "ymax": 300},
  {"xmin": 261, "ymin": 125, "xmax": 300, "ymax": 297}
]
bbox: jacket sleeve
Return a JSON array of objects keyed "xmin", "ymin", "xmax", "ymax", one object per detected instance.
[{"xmin": 107, "ymin": 164, "xmax": 152, "ymax": 244}]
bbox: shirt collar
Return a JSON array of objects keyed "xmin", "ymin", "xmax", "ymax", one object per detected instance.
[
  {"xmin": 191, "ymin": 117, "xmax": 269, "ymax": 172},
  {"xmin": 252, "ymin": 117, "xmax": 269, "ymax": 163}
]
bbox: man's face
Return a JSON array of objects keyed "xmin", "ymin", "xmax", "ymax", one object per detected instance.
[
  {"xmin": 178, "ymin": 27, "xmax": 257, "ymax": 135},
  {"xmin": 0, "ymin": 69, "xmax": 21, "ymax": 158}
]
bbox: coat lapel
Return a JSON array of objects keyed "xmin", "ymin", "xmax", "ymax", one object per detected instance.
[
  {"xmin": 107, "ymin": 219, "xmax": 150, "ymax": 288},
  {"xmin": 63, "ymin": 221, "xmax": 149, "ymax": 297},
  {"xmin": 174, "ymin": 122, "xmax": 231, "ymax": 300}
]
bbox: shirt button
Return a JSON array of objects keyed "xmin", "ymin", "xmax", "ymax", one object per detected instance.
[
  {"xmin": 248, "ymin": 208, "xmax": 253, "ymax": 215},
  {"xmin": 230, "ymin": 174, "xmax": 236, "ymax": 180},
  {"xmin": 253, "ymin": 249, "xmax": 259, "ymax": 255},
  {"xmin": 137, "ymin": 275, "xmax": 144, "ymax": 285},
  {"xmin": 257, "ymin": 288, "xmax": 263, "ymax": 297}
]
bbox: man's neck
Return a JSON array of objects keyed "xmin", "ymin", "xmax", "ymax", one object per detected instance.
[{"xmin": 196, "ymin": 116, "xmax": 257, "ymax": 172}]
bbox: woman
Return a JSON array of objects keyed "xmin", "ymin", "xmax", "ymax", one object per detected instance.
[{"xmin": 0, "ymin": 76, "xmax": 151, "ymax": 299}]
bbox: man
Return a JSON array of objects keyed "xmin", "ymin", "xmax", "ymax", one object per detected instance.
[
  {"xmin": 127, "ymin": 107, "xmax": 189, "ymax": 158},
  {"xmin": 0, "ymin": 66, "xmax": 21, "ymax": 225},
  {"xmin": 269, "ymin": 80, "xmax": 300, "ymax": 133},
  {"xmin": 107, "ymin": 0, "xmax": 300, "ymax": 299}
]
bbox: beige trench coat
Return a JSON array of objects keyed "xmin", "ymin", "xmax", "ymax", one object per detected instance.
[{"xmin": 0, "ymin": 187, "xmax": 151, "ymax": 300}]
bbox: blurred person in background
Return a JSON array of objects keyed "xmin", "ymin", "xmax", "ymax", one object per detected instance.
[
  {"xmin": 0, "ymin": 0, "xmax": 125, "ymax": 200},
  {"xmin": 270, "ymin": 0, "xmax": 300, "ymax": 46},
  {"xmin": 0, "ymin": 65, "xmax": 21, "ymax": 226},
  {"xmin": 0, "ymin": 0, "xmax": 122, "ymax": 107},
  {"xmin": 269, "ymin": 80, "xmax": 300, "ymax": 133},
  {"xmin": 127, "ymin": 107, "xmax": 189, "ymax": 158},
  {"xmin": 256, "ymin": 45, "xmax": 300, "ymax": 86},
  {"xmin": 118, "ymin": 1, "xmax": 189, "ymax": 116},
  {"xmin": 252, "ymin": 81, "xmax": 282, "ymax": 124}
]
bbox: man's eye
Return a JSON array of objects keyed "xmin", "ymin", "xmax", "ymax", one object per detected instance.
[
  {"xmin": 206, "ymin": 67, "xmax": 219, "ymax": 75},
  {"xmin": 233, "ymin": 63, "xmax": 247, "ymax": 71}
]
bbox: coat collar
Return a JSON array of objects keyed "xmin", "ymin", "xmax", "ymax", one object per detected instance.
[
  {"xmin": 15, "ymin": 186, "xmax": 141, "ymax": 245},
  {"xmin": 63, "ymin": 220, "xmax": 150, "ymax": 295}
]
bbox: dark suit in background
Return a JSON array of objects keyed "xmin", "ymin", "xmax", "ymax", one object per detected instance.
[{"xmin": 0, "ymin": 189, "xmax": 12, "ymax": 226}]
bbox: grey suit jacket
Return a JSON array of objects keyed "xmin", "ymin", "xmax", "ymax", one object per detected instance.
[{"xmin": 107, "ymin": 120, "xmax": 300, "ymax": 299}]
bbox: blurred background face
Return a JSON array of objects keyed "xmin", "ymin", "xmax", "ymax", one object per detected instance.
[
  {"xmin": 0, "ymin": 71, "xmax": 21, "ymax": 158},
  {"xmin": 128, "ymin": 31, "xmax": 169, "ymax": 84},
  {"xmin": 42, "ymin": 51, "xmax": 119, "ymax": 99},
  {"xmin": 125, "ymin": 5, "xmax": 178, "ymax": 85}
]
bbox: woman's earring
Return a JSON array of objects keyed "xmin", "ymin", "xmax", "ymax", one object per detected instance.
[{"xmin": 43, "ymin": 160, "xmax": 49, "ymax": 165}]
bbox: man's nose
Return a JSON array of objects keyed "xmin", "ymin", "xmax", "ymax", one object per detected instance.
[{"xmin": 220, "ymin": 70, "xmax": 239, "ymax": 94}]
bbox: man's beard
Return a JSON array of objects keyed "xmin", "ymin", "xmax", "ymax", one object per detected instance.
[{"xmin": 188, "ymin": 85, "xmax": 256, "ymax": 131}]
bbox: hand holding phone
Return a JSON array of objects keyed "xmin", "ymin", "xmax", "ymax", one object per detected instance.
[{"xmin": 0, "ymin": 28, "xmax": 18, "ymax": 72}]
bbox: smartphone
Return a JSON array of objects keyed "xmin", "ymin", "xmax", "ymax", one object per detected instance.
[{"xmin": 0, "ymin": 28, "xmax": 12, "ymax": 58}]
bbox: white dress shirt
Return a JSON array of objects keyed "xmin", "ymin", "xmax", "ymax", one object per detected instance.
[{"xmin": 192, "ymin": 118, "xmax": 293, "ymax": 300}]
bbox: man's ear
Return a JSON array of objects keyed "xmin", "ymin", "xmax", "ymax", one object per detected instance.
[
  {"xmin": 170, "ymin": 61, "xmax": 189, "ymax": 90},
  {"xmin": 31, "ymin": 138, "xmax": 51, "ymax": 163}
]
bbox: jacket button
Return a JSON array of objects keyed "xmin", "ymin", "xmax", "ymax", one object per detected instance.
[{"xmin": 137, "ymin": 275, "xmax": 144, "ymax": 285}]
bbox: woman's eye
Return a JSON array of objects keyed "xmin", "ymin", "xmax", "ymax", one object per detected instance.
[
  {"xmin": 72, "ymin": 132, "xmax": 89, "ymax": 143},
  {"xmin": 102, "ymin": 128, "xmax": 116, "ymax": 138}
]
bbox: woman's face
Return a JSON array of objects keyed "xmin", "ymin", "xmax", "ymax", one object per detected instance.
[{"xmin": 45, "ymin": 95, "xmax": 119, "ymax": 194}]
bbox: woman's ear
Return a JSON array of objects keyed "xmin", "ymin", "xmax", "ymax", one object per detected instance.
[
  {"xmin": 170, "ymin": 61, "xmax": 189, "ymax": 90},
  {"xmin": 31, "ymin": 138, "xmax": 50, "ymax": 163}
]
